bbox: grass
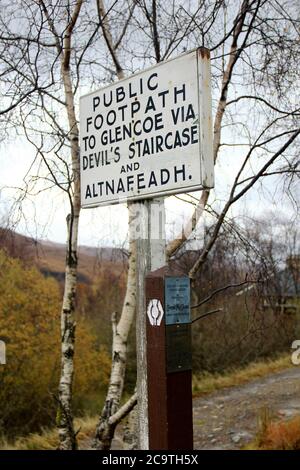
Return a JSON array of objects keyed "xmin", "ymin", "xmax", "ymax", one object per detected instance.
[
  {"xmin": 1, "ymin": 354, "xmax": 292, "ymax": 450},
  {"xmin": 192, "ymin": 354, "xmax": 292, "ymax": 396},
  {"xmin": 245, "ymin": 408, "xmax": 300, "ymax": 450},
  {"xmin": 0, "ymin": 416, "xmax": 98, "ymax": 450}
]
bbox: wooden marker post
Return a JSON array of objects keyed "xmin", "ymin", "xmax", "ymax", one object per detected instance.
[
  {"xmin": 145, "ymin": 267, "xmax": 193, "ymax": 449},
  {"xmin": 135, "ymin": 199, "xmax": 166, "ymax": 449},
  {"xmin": 79, "ymin": 47, "xmax": 213, "ymax": 450}
]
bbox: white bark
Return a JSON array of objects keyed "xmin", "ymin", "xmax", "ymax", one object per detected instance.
[
  {"xmin": 57, "ymin": 220, "xmax": 79, "ymax": 450},
  {"xmin": 54, "ymin": 0, "xmax": 82, "ymax": 450},
  {"xmin": 166, "ymin": 0, "xmax": 251, "ymax": 260},
  {"xmin": 0, "ymin": 340, "xmax": 6, "ymax": 364},
  {"xmin": 109, "ymin": 392, "xmax": 137, "ymax": 427},
  {"xmin": 93, "ymin": 1, "xmax": 140, "ymax": 450},
  {"xmin": 94, "ymin": 203, "xmax": 137, "ymax": 449}
]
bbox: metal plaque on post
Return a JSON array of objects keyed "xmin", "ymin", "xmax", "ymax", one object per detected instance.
[
  {"xmin": 165, "ymin": 277, "xmax": 190, "ymax": 325},
  {"xmin": 166, "ymin": 323, "xmax": 192, "ymax": 373},
  {"xmin": 165, "ymin": 276, "xmax": 192, "ymax": 373}
]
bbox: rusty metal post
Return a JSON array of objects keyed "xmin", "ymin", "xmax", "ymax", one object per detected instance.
[{"xmin": 146, "ymin": 267, "xmax": 193, "ymax": 450}]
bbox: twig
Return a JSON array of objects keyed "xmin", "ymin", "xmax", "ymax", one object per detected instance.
[
  {"xmin": 108, "ymin": 393, "xmax": 137, "ymax": 427},
  {"xmin": 192, "ymin": 308, "xmax": 223, "ymax": 323},
  {"xmin": 191, "ymin": 278, "xmax": 258, "ymax": 309}
]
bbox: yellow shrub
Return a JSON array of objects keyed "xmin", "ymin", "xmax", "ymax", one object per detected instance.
[
  {"xmin": 0, "ymin": 250, "xmax": 111, "ymax": 437},
  {"xmin": 256, "ymin": 416, "xmax": 300, "ymax": 450}
]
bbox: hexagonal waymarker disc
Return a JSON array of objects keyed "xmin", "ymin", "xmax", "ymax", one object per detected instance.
[{"xmin": 147, "ymin": 299, "xmax": 164, "ymax": 326}]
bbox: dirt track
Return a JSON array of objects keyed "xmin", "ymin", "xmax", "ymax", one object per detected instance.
[
  {"xmin": 84, "ymin": 366, "xmax": 300, "ymax": 450},
  {"xmin": 193, "ymin": 366, "xmax": 300, "ymax": 449}
]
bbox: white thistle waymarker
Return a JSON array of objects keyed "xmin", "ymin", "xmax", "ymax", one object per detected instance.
[{"xmin": 147, "ymin": 299, "xmax": 164, "ymax": 326}]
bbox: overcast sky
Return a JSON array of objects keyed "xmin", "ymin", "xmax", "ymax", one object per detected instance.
[
  {"xmin": 0, "ymin": 128, "xmax": 298, "ymax": 248},
  {"xmin": 0, "ymin": 2, "xmax": 298, "ymax": 249}
]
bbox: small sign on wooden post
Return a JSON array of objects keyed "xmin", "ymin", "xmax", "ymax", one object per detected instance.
[{"xmin": 146, "ymin": 267, "xmax": 193, "ymax": 450}]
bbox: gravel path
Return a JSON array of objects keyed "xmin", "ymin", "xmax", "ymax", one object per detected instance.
[
  {"xmin": 193, "ymin": 366, "xmax": 300, "ymax": 449},
  {"xmin": 82, "ymin": 366, "xmax": 300, "ymax": 450}
]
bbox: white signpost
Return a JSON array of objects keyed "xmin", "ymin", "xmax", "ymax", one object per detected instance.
[
  {"xmin": 80, "ymin": 48, "xmax": 213, "ymax": 208},
  {"xmin": 80, "ymin": 47, "xmax": 213, "ymax": 450}
]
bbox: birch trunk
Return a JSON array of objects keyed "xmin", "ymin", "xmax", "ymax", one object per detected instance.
[
  {"xmin": 166, "ymin": 0, "xmax": 252, "ymax": 260},
  {"xmin": 55, "ymin": 0, "xmax": 83, "ymax": 450},
  {"xmin": 57, "ymin": 211, "xmax": 79, "ymax": 450},
  {"xmin": 56, "ymin": 129, "xmax": 80, "ymax": 449},
  {"xmin": 94, "ymin": 203, "xmax": 137, "ymax": 450},
  {"xmin": 93, "ymin": 3, "xmax": 138, "ymax": 448}
]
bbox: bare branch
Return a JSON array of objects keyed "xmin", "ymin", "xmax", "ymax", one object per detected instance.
[
  {"xmin": 227, "ymin": 95, "xmax": 300, "ymax": 116},
  {"xmin": 96, "ymin": 0, "xmax": 124, "ymax": 79},
  {"xmin": 192, "ymin": 308, "xmax": 223, "ymax": 323},
  {"xmin": 191, "ymin": 278, "xmax": 258, "ymax": 309},
  {"xmin": 109, "ymin": 392, "xmax": 137, "ymax": 427},
  {"xmin": 189, "ymin": 128, "xmax": 300, "ymax": 278}
]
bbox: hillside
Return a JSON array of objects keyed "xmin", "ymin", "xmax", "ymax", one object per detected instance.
[{"xmin": 0, "ymin": 227, "xmax": 126, "ymax": 283}]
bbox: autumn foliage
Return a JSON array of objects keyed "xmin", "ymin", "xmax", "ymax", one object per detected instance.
[
  {"xmin": 254, "ymin": 416, "xmax": 300, "ymax": 450},
  {"xmin": 0, "ymin": 250, "xmax": 110, "ymax": 437}
]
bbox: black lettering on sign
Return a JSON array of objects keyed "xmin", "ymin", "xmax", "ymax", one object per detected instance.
[
  {"xmin": 145, "ymin": 96, "xmax": 156, "ymax": 113},
  {"xmin": 127, "ymin": 175, "xmax": 134, "ymax": 191},
  {"xmin": 174, "ymin": 84, "xmax": 186, "ymax": 104},
  {"xmin": 171, "ymin": 104, "xmax": 196, "ymax": 125},
  {"xmin": 131, "ymin": 100, "xmax": 140, "ymax": 119},
  {"xmin": 85, "ymin": 185, "xmax": 92, "ymax": 199},
  {"xmin": 117, "ymin": 179, "xmax": 125, "ymax": 193},
  {"xmin": 94, "ymin": 114, "xmax": 103, "ymax": 130},
  {"xmin": 128, "ymin": 142, "xmax": 135, "ymax": 159},
  {"xmin": 149, "ymin": 171, "xmax": 157, "ymax": 187},
  {"xmin": 174, "ymin": 164, "xmax": 186, "ymax": 183},
  {"xmin": 84, "ymin": 164, "xmax": 188, "ymax": 200},
  {"xmin": 137, "ymin": 173, "xmax": 145, "ymax": 190},
  {"xmin": 161, "ymin": 169, "xmax": 170, "ymax": 185},
  {"xmin": 80, "ymin": 49, "xmax": 205, "ymax": 207},
  {"xmin": 103, "ymin": 90, "xmax": 113, "ymax": 107},
  {"xmin": 106, "ymin": 180, "xmax": 115, "ymax": 194},
  {"xmin": 116, "ymin": 86, "xmax": 125, "ymax": 103},
  {"xmin": 93, "ymin": 96, "xmax": 100, "ymax": 111},
  {"xmin": 158, "ymin": 90, "xmax": 169, "ymax": 108},
  {"xmin": 147, "ymin": 72, "xmax": 158, "ymax": 91}
]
